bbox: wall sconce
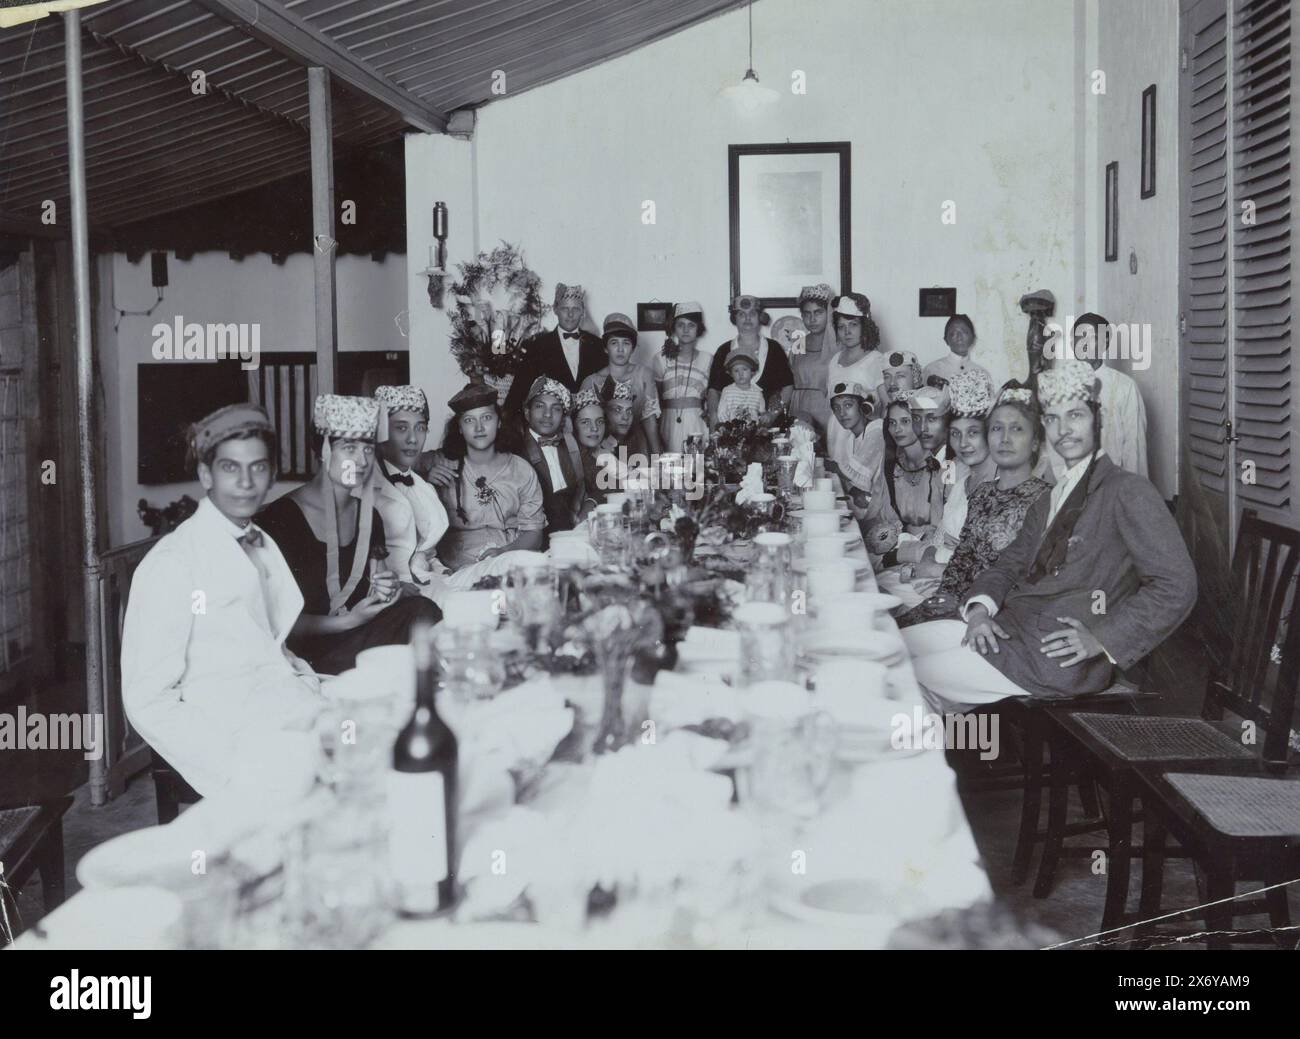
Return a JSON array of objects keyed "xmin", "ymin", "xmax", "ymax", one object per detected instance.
[{"xmin": 422, "ymin": 201, "xmax": 449, "ymax": 307}]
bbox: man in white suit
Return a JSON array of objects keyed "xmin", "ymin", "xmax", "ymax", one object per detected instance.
[{"xmin": 122, "ymin": 404, "xmax": 321, "ymax": 797}]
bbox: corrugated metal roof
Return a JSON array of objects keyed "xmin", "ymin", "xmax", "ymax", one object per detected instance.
[{"xmin": 0, "ymin": 0, "xmax": 747, "ymax": 231}]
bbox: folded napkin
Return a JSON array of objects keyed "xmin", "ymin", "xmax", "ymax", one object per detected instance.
[
  {"xmin": 788, "ymin": 425, "xmax": 817, "ymax": 491},
  {"xmin": 734, "ymin": 463, "xmax": 766, "ymax": 505}
]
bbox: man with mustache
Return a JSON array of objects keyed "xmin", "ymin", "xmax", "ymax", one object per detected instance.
[{"xmin": 903, "ymin": 360, "xmax": 1196, "ymax": 709}]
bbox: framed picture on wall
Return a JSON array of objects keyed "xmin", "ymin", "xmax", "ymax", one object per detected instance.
[
  {"xmin": 1105, "ymin": 161, "xmax": 1119, "ymax": 262},
  {"xmin": 1141, "ymin": 84, "xmax": 1157, "ymax": 199},
  {"xmin": 728, "ymin": 142, "xmax": 851, "ymax": 309}
]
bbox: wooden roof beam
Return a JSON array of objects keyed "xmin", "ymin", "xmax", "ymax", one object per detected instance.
[{"xmin": 193, "ymin": 0, "xmax": 447, "ymax": 133}]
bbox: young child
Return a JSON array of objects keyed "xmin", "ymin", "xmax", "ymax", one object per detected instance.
[{"xmin": 716, "ymin": 349, "xmax": 767, "ymax": 423}]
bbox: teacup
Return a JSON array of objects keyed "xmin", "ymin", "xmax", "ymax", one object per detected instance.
[
  {"xmin": 804, "ymin": 535, "xmax": 846, "ymax": 563},
  {"xmin": 817, "ymin": 592, "xmax": 902, "ymax": 631},
  {"xmin": 801, "ymin": 511, "xmax": 840, "ymax": 537},
  {"xmin": 814, "ymin": 477, "xmax": 834, "ymax": 493},
  {"xmin": 441, "ymin": 590, "xmax": 501, "ymax": 630},
  {"xmin": 805, "ymin": 561, "xmax": 857, "ymax": 598},
  {"xmin": 802, "ymin": 489, "xmax": 836, "ymax": 512},
  {"xmin": 605, "ymin": 492, "xmax": 628, "ymax": 509}
]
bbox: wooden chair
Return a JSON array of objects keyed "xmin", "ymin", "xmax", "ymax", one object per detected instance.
[
  {"xmin": 1048, "ymin": 509, "xmax": 1300, "ymax": 940},
  {"xmin": 0, "ymin": 797, "xmax": 72, "ymax": 942},
  {"xmin": 150, "ymin": 749, "xmax": 201, "ymax": 825}
]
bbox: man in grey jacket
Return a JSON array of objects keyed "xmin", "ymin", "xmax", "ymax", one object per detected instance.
[{"xmin": 903, "ymin": 360, "xmax": 1196, "ymax": 711}]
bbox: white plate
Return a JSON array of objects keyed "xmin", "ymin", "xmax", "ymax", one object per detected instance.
[
  {"xmin": 793, "ymin": 559, "xmax": 871, "ymax": 579},
  {"xmin": 76, "ymin": 825, "xmax": 199, "ymax": 890},
  {"xmin": 768, "ymin": 877, "xmax": 898, "ymax": 937}
]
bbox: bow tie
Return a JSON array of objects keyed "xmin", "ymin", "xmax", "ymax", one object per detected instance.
[
  {"xmin": 562, "ymin": 332, "xmax": 580, "ymax": 341},
  {"xmin": 537, "ymin": 434, "xmax": 563, "ymax": 448},
  {"xmin": 239, "ymin": 526, "xmax": 264, "ymax": 548},
  {"xmin": 389, "ymin": 471, "xmax": 414, "ymax": 487}
]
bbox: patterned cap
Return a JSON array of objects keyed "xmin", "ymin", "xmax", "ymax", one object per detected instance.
[
  {"xmin": 830, "ymin": 380, "xmax": 871, "ymax": 401},
  {"xmin": 994, "ymin": 382, "xmax": 1036, "ymax": 409},
  {"xmin": 948, "ymin": 370, "xmax": 995, "ymax": 419},
  {"xmin": 731, "ymin": 294, "xmax": 762, "ymax": 313},
  {"xmin": 1037, "ymin": 360, "xmax": 1100, "ymax": 408},
  {"xmin": 601, "ymin": 380, "xmax": 636, "ymax": 405},
  {"xmin": 883, "ymin": 350, "xmax": 921, "ymax": 374},
  {"xmin": 374, "ymin": 385, "xmax": 429, "ymax": 419},
  {"xmin": 673, "ymin": 300, "xmax": 704, "ymax": 320},
  {"xmin": 798, "ymin": 283, "xmax": 835, "ymax": 305},
  {"xmin": 448, "ymin": 382, "xmax": 498, "ymax": 415},
  {"xmin": 554, "ymin": 283, "xmax": 585, "ymax": 306},
  {"xmin": 191, "ymin": 403, "xmax": 273, "ymax": 459},
  {"xmin": 313, "ymin": 394, "xmax": 379, "ymax": 439},
  {"xmin": 525, "ymin": 376, "xmax": 572, "ymax": 411},
  {"xmin": 601, "ymin": 312, "xmax": 637, "ymax": 342},
  {"xmin": 831, "ymin": 292, "xmax": 871, "ymax": 319},
  {"xmin": 572, "ymin": 388, "xmax": 603, "ymax": 413},
  {"xmin": 907, "ymin": 383, "xmax": 951, "ymax": 413}
]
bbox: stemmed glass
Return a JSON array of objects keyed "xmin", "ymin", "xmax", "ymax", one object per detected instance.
[{"xmin": 505, "ymin": 561, "xmax": 559, "ymax": 653}]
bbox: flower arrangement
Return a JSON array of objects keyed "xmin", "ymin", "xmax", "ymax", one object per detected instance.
[{"xmin": 449, "ymin": 242, "xmax": 547, "ymax": 379}]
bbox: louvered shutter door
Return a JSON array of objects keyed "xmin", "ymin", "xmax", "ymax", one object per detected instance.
[
  {"xmin": 1186, "ymin": 0, "xmax": 1233, "ymax": 498},
  {"xmin": 1232, "ymin": 0, "xmax": 1292, "ymax": 509}
]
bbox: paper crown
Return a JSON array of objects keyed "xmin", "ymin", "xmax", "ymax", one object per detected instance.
[
  {"xmin": 374, "ymin": 385, "xmax": 429, "ymax": 418},
  {"xmin": 313, "ymin": 394, "xmax": 379, "ymax": 439},
  {"xmin": 553, "ymin": 283, "xmax": 585, "ymax": 306},
  {"xmin": 907, "ymin": 383, "xmax": 952, "ymax": 413},
  {"xmin": 994, "ymin": 384, "xmax": 1036, "ymax": 409},
  {"xmin": 1037, "ymin": 360, "xmax": 1100, "ymax": 408},
  {"xmin": 572, "ymin": 388, "xmax": 602, "ymax": 412},
  {"xmin": 673, "ymin": 300, "xmax": 704, "ymax": 320},
  {"xmin": 525, "ymin": 376, "xmax": 572, "ymax": 411},
  {"xmin": 191, "ymin": 403, "xmax": 273, "ymax": 458},
  {"xmin": 798, "ymin": 283, "xmax": 835, "ymax": 305},
  {"xmin": 948, "ymin": 370, "xmax": 996, "ymax": 418},
  {"xmin": 600, "ymin": 379, "xmax": 636, "ymax": 404}
]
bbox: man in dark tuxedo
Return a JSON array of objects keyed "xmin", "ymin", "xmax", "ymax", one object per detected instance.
[{"xmin": 503, "ymin": 282, "xmax": 605, "ymax": 420}]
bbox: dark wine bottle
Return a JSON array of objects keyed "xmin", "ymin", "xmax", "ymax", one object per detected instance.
[{"xmin": 387, "ymin": 621, "xmax": 458, "ymax": 915}]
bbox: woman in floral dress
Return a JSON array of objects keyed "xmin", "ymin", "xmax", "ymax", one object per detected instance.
[
  {"xmin": 433, "ymin": 383, "xmax": 546, "ymax": 571},
  {"xmin": 654, "ymin": 301, "xmax": 714, "ymax": 453}
]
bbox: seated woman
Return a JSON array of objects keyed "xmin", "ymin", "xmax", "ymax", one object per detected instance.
[
  {"xmin": 571, "ymin": 388, "xmax": 609, "ymax": 513},
  {"xmin": 600, "ymin": 380, "xmax": 648, "ymax": 457},
  {"xmin": 903, "ymin": 361, "xmax": 1196, "ymax": 710},
  {"xmin": 257, "ymin": 394, "xmax": 438, "ymax": 675},
  {"xmin": 863, "ymin": 391, "xmax": 948, "ymax": 567},
  {"xmin": 580, "ymin": 312, "xmax": 662, "ymax": 454},
  {"xmin": 898, "ymin": 383, "xmax": 1050, "ymax": 627},
  {"xmin": 435, "ymin": 382, "xmax": 546, "ymax": 570},
  {"xmin": 922, "ymin": 370, "xmax": 1000, "ymax": 572},
  {"xmin": 372, "ymin": 384, "xmax": 449, "ymax": 595}
]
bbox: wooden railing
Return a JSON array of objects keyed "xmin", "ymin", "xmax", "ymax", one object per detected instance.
[{"xmin": 97, "ymin": 537, "xmax": 157, "ymax": 799}]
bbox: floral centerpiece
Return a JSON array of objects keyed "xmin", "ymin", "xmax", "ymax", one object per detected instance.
[{"xmin": 449, "ymin": 242, "xmax": 547, "ymax": 399}]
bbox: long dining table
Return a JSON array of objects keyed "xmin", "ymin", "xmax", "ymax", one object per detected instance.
[{"xmin": 16, "ymin": 486, "xmax": 992, "ymax": 951}]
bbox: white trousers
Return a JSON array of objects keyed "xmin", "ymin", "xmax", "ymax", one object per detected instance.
[{"xmin": 902, "ymin": 619, "xmax": 1032, "ymax": 713}]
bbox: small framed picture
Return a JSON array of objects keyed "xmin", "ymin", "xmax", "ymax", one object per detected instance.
[
  {"xmin": 1105, "ymin": 161, "xmax": 1119, "ymax": 262},
  {"xmin": 1141, "ymin": 85, "xmax": 1157, "ymax": 199},
  {"xmin": 918, "ymin": 287, "xmax": 957, "ymax": 317},
  {"xmin": 636, "ymin": 301, "xmax": 673, "ymax": 332}
]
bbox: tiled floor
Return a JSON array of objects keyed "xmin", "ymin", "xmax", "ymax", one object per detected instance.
[{"xmin": 5, "ymin": 627, "xmax": 1297, "ymax": 947}]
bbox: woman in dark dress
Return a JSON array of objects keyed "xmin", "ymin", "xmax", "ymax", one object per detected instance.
[
  {"xmin": 257, "ymin": 393, "xmax": 438, "ymax": 674},
  {"xmin": 706, "ymin": 293, "xmax": 795, "ymax": 425},
  {"xmin": 897, "ymin": 385, "xmax": 1050, "ymax": 627}
]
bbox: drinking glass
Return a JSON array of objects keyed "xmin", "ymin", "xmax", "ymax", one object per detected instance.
[
  {"xmin": 435, "ymin": 622, "xmax": 505, "ymax": 704},
  {"xmin": 739, "ymin": 684, "xmax": 838, "ymax": 820},
  {"xmin": 775, "ymin": 455, "xmax": 799, "ymax": 495},
  {"xmin": 282, "ymin": 798, "xmax": 391, "ymax": 949},
  {"xmin": 747, "ymin": 531, "xmax": 793, "ymax": 605},
  {"xmin": 506, "ymin": 561, "xmax": 559, "ymax": 652},
  {"xmin": 733, "ymin": 601, "xmax": 796, "ymax": 685},
  {"xmin": 589, "ymin": 505, "xmax": 629, "ymax": 567}
]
